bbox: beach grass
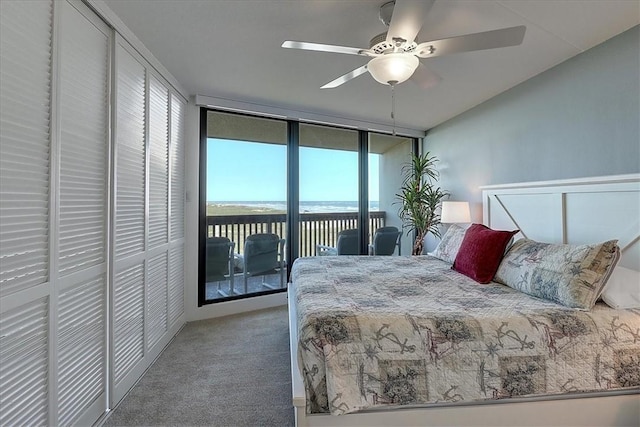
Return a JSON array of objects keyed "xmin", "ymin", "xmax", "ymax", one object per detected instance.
[{"xmin": 207, "ymin": 203, "xmax": 285, "ymax": 216}]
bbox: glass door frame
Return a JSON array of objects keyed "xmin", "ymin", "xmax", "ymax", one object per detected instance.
[
  {"xmin": 286, "ymin": 121, "xmax": 299, "ymax": 268},
  {"xmin": 358, "ymin": 130, "xmax": 370, "ymax": 255}
]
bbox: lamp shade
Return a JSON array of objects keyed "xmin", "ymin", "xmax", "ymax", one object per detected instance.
[
  {"xmin": 367, "ymin": 53, "xmax": 419, "ymax": 85},
  {"xmin": 441, "ymin": 201, "xmax": 471, "ymax": 224}
]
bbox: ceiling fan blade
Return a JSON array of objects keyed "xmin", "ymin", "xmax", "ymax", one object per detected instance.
[
  {"xmin": 416, "ymin": 26, "xmax": 526, "ymax": 58},
  {"xmin": 282, "ymin": 40, "xmax": 365, "ymax": 56},
  {"xmin": 386, "ymin": 0, "xmax": 435, "ymax": 44},
  {"xmin": 409, "ymin": 62, "xmax": 441, "ymax": 89},
  {"xmin": 321, "ymin": 65, "xmax": 369, "ymax": 89}
]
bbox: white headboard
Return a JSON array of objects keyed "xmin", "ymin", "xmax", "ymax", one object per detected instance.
[{"xmin": 481, "ymin": 174, "xmax": 640, "ymax": 271}]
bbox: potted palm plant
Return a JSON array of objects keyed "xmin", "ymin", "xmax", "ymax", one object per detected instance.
[{"xmin": 396, "ymin": 152, "xmax": 449, "ymax": 255}]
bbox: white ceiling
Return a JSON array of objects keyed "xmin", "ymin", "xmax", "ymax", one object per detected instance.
[{"xmin": 101, "ymin": 0, "xmax": 639, "ymax": 132}]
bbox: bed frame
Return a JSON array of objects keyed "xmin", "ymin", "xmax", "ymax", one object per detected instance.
[{"xmin": 288, "ymin": 174, "xmax": 640, "ymax": 427}]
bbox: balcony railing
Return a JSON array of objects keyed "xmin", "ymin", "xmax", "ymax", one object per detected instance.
[{"xmin": 206, "ymin": 211, "xmax": 386, "ymax": 257}]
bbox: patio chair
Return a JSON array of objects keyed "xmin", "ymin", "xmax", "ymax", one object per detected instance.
[
  {"xmin": 205, "ymin": 237, "xmax": 236, "ymax": 297},
  {"xmin": 369, "ymin": 226, "xmax": 402, "ymax": 255},
  {"xmin": 317, "ymin": 228, "xmax": 359, "ymax": 256},
  {"xmin": 242, "ymin": 233, "xmax": 286, "ymax": 293}
]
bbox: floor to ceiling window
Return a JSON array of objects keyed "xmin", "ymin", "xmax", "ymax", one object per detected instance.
[
  {"xmin": 299, "ymin": 124, "xmax": 361, "ymax": 257},
  {"xmin": 200, "ymin": 111, "xmax": 288, "ymax": 304},
  {"xmin": 199, "ymin": 108, "xmax": 417, "ymax": 305}
]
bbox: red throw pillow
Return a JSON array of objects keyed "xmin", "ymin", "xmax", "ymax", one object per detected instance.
[{"xmin": 453, "ymin": 224, "xmax": 519, "ymax": 284}]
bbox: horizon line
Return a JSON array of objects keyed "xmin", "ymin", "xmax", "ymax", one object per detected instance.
[{"xmin": 206, "ymin": 200, "xmax": 381, "ymax": 203}]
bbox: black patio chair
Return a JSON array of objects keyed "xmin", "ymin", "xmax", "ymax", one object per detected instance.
[
  {"xmin": 370, "ymin": 226, "xmax": 402, "ymax": 255},
  {"xmin": 206, "ymin": 237, "xmax": 236, "ymax": 296}
]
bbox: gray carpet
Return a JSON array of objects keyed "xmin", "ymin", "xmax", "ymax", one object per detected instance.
[{"xmin": 104, "ymin": 306, "xmax": 295, "ymax": 427}]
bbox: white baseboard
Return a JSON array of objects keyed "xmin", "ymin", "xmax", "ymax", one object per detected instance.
[{"xmin": 186, "ymin": 290, "xmax": 287, "ymax": 322}]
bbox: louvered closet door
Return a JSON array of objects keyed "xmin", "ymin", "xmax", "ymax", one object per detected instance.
[
  {"xmin": 146, "ymin": 252, "xmax": 167, "ymax": 350},
  {"xmin": 55, "ymin": 1, "xmax": 109, "ymax": 425},
  {"xmin": 0, "ymin": 1, "xmax": 52, "ymax": 297},
  {"xmin": 146, "ymin": 76, "xmax": 169, "ymax": 351},
  {"xmin": 168, "ymin": 94, "xmax": 185, "ymax": 327},
  {"xmin": 0, "ymin": 1, "xmax": 53, "ymax": 425},
  {"xmin": 170, "ymin": 95, "xmax": 185, "ymax": 242},
  {"xmin": 111, "ymin": 37, "xmax": 186, "ymax": 408},
  {"xmin": 113, "ymin": 263, "xmax": 144, "ymax": 385},
  {"xmin": 112, "ymin": 42, "xmax": 147, "ymax": 404},
  {"xmin": 148, "ymin": 76, "xmax": 169, "ymax": 249},
  {"xmin": 114, "ymin": 47, "xmax": 146, "ymax": 261},
  {"xmin": 167, "ymin": 245, "xmax": 184, "ymax": 327}
]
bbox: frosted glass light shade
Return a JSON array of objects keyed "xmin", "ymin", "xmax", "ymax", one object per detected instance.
[
  {"xmin": 441, "ymin": 201, "xmax": 471, "ymax": 224},
  {"xmin": 368, "ymin": 53, "xmax": 419, "ymax": 85}
]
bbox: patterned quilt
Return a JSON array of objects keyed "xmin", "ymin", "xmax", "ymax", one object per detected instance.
[{"xmin": 291, "ymin": 256, "xmax": 640, "ymax": 415}]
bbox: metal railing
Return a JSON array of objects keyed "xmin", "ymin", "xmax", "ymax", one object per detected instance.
[{"xmin": 206, "ymin": 211, "xmax": 386, "ymax": 256}]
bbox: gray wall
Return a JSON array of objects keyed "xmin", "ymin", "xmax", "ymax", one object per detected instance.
[{"xmin": 423, "ymin": 26, "xmax": 639, "ymax": 250}]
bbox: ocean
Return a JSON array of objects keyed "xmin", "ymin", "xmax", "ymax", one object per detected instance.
[{"xmin": 212, "ymin": 200, "xmax": 379, "ymax": 213}]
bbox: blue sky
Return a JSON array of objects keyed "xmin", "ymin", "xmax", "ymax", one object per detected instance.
[{"xmin": 206, "ymin": 138, "xmax": 379, "ymax": 202}]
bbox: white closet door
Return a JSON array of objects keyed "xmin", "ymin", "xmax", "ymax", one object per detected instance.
[
  {"xmin": 58, "ymin": 1, "xmax": 109, "ymax": 275},
  {"xmin": 115, "ymin": 47, "xmax": 146, "ymax": 261},
  {"xmin": 168, "ymin": 94, "xmax": 185, "ymax": 327},
  {"xmin": 2, "ymin": 0, "xmax": 186, "ymax": 422},
  {"xmin": 57, "ymin": 274, "xmax": 106, "ymax": 425},
  {"xmin": 113, "ymin": 263, "xmax": 144, "ymax": 385},
  {"xmin": 167, "ymin": 245, "xmax": 184, "ymax": 327},
  {"xmin": 170, "ymin": 95, "xmax": 185, "ymax": 242},
  {"xmin": 111, "ymin": 37, "xmax": 186, "ymax": 409},
  {"xmin": 112, "ymin": 42, "xmax": 147, "ymax": 404},
  {"xmin": 55, "ymin": 1, "xmax": 109, "ymax": 425},
  {"xmin": 146, "ymin": 252, "xmax": 167, "ymax": 350},
  {"xmin": 148, "ymin": 77, "xmax": 169, "ymax": 249},
  {"xmin": 0, "ymin": 0, "xmax": 52, "ymax": 296},
  {"xmin": 0, "ymin": 1, "xmax": 53, "ymax": 425},
  {"xmin": 146, "ymin": 76, "xmax": 169, "ymax": 352},
  {"xmin": 0, "ymin": 298, "xmax": 49, "ymax": 426}
]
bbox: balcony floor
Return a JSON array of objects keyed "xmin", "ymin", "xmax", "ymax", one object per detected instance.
[{"xmin": 205, "ymin": 272, "xmax": 285, "ymax": 301}]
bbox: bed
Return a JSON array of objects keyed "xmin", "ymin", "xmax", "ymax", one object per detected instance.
[{"xmin": 288, "ymin": 174, "xmax": 640, "ymax": 426}]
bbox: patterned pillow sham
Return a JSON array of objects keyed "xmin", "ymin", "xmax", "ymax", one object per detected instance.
[
  {"xmin": 494, "ymin": 238, "xmax": 620, "ymax": 310},
  {"xmin": 430, "ymin": 224, "xmax": 467, "ymax": 264}
]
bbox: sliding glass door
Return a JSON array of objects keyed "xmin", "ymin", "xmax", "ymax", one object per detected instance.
[
  {"xmin": 299, "ymin": 124, "xmax": 360, "ymax": 257},
  {"xmin": 201, "ymin": 111, "xmax": 288, "ymax": 303}
]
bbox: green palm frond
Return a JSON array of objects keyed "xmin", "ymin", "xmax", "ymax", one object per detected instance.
[{"xmin": 395, "ymin": 152, "xmax": 449, "ymax": 255}]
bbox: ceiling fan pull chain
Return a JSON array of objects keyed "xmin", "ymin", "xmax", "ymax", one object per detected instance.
[{"xmin": 391, "ymin": 82, "xmax": 396, "ymax": 136}]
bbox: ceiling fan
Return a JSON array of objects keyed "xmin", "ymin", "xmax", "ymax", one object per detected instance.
[{"xmin": 282, "ymin": 0, "xmax": 526, "ymax": 89}]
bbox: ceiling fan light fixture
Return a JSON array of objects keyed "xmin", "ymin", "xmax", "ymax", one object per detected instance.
[{"xmin": 367, "ymin": 53, "xmax": 418, "ymax": 86}]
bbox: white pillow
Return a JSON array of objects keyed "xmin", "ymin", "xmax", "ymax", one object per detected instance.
[{"xmin": 601, "ymin": 266, "xmax": 640, "ymax": 309}]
